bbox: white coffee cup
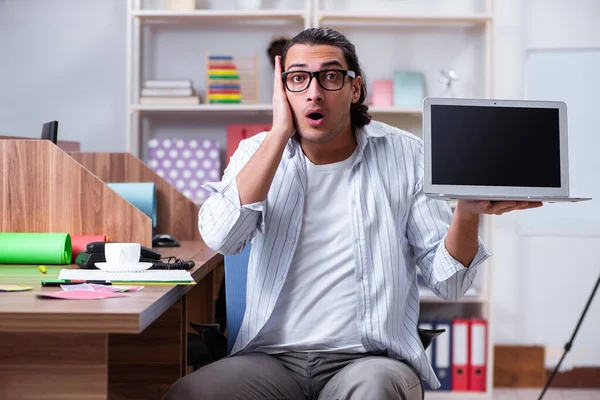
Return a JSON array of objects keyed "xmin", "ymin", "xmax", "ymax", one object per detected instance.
[{"xmin": 104, "ymin": 243, "xmax": 141, "ymax": 265}]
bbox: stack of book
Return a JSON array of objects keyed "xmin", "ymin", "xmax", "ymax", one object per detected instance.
[
  {"xmin": 206, "ymin": 56, "xmax": 242, "ymax": 104},
  {"xmin": 140, "ymin": 79, "xmax": 200, "ymax": 105}
]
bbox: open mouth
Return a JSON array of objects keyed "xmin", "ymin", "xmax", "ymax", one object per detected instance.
[
  {"xmin": 305, "ymin": 110, "xmax": 325, "ymax": 127},
  {"xmin": 307, "ymin": 112, "xmax": 324, "ymax": 120}
]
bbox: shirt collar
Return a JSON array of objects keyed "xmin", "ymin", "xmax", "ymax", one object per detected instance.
[{"xmin": 285, "ymin": 121, "xmax": 385, "ymax": 160}]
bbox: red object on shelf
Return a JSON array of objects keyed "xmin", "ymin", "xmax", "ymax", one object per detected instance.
[
  {"xmin": 452, "ymin": 318, "xmax": 470, "ymax": 391},
  {"xmin": 226, "ymin": 124, "xmax": 271, "ymax": 164},
  {"xmin": 468, "ymin": 318, "xmax": 487, "ymax": 391}
]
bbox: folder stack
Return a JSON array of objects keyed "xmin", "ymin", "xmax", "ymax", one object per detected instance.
[{"xmin": 420, "ymin": 317, "xmax": 488, "ymax": 392}]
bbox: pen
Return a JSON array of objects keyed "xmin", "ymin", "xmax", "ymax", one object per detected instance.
[{"xmin": 41, "ymin": 280, "xmax": 112, "ymax": 287}]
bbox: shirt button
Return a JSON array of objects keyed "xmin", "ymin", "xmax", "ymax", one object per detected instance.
[{"xmin": 290, "ymin": 239, "xmax": 295, "ymax": 244}]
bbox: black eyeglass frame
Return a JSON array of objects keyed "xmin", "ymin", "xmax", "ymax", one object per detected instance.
[{"xmin": 281, "ymin": 69, "xmax": 356, "ymax": 92}]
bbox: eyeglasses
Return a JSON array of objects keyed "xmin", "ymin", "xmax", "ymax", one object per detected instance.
[{"xmin": 282, "ymin": 69, "xmax": 356, "ymax": 92}]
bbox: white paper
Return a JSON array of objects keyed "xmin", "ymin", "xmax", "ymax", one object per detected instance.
[{"xmin": 58, "ymin": 269, "xmax": 193, "ymax": 282}]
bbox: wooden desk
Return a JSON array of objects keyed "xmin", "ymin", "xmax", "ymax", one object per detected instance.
[{"xmin": 0, "ymin": 241, "xmax": 223, "ymax": 400}]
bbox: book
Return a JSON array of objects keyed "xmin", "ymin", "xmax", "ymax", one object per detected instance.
[
  {"xmin": 141, "ymin": 88, "xmax": 194, "ymax": 97},
  {"xmin": 58, "ymin": 269, "xmax": 194, "ymax": 283},
  {"xmin": 140, "ymin": 96, "xmax": 200, "ymax": 105},
  {"xmin": 144, "ymin": 79, "xmax": 192, "ymax": 89}
]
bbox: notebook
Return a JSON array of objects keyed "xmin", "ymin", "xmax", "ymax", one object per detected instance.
[{"xmin": 58, "ymin": 269, "xmax": 194, "ymax": 283}]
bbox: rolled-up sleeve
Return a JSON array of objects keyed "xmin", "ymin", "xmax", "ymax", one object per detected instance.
[
  {"xmin": 406, "ymin": 145, "xmax": 492, "ymax": 301},
  {"xmin": 198, "ymin": 134, "xmax": 267, "ymax": 255}
]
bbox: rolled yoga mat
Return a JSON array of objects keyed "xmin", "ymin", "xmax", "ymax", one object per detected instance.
[
  {"xmin": 0, "ymin": 233, "xmax": 72, "ymax": 264},
  {"xmin": 107, "ymin": 182, "xmax": 157, "ymax": 228},
  {"xmin": 71, "ymin": 235, "xmax": 109, "ymax": 262}
]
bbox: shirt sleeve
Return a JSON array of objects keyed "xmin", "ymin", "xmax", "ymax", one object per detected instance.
[
  {"xmin": 406, "ymin": 143, "xmax": 492, "ymax": 301},
  {"xmin": 198, "ymin": 134, "xmax": 268, "ymax": 255}
]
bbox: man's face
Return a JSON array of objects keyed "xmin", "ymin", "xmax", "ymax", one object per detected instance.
[{"xmin": 283, "ymin": 44, "xmax": 362, "ymax": 144}]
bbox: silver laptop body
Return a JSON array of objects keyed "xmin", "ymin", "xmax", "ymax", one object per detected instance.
[{"xmin": 422, "ymin": 97, "xmax": 590, "ymax": 203}]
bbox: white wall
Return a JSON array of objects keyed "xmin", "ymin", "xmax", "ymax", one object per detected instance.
[
  {"xmin": 491, "ymin": 0, "xmax": 600, "ymax": 368},
  {"xmin": 0, "ymin": 0, "xmax": 126, "ymax": 151}
]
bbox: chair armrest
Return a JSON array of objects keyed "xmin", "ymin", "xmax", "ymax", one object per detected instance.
[{"xmin": 418, "ymin": 328, "xmax": 446, "ymax": 350}]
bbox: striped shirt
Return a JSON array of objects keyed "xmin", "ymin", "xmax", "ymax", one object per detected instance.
[{"xmin": 198, "ymin": 120, "xmax": 491, "ymax": 389}]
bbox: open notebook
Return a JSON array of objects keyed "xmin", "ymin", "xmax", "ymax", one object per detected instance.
[{"xmin": 58, "ymin": 269, "xmax": 194, "ymax": 283}]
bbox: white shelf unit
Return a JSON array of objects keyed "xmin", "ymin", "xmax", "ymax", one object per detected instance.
[
  {"xmin": 126, "ymin": 1, "xmax": 495, "ymax": 397},
  {"xmin": 126, "ymin": 0, "xmax": 313, "ymax": 155}
]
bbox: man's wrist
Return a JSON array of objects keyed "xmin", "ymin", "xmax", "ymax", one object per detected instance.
[{"xmin": 454, "ymin": 202, "xmax": 481, "ymax": 223}]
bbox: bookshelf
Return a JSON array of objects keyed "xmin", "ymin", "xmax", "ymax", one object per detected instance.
[{"xmin": 127, "ymin": 0, "xmax": 495, "ymax": 396}]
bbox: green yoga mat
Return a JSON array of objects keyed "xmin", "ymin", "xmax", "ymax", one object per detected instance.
[{"xmin": 0, "ymin": 233, "xmax": 72, "ymax": 265}]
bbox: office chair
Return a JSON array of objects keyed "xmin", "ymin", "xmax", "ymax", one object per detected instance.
[
  {"xmin": 41, "ymin": 121, "xmax": 59, "ymax": 144},
  {"xmin": 188, "ymin": 243, "xmax": 444, "ymax": 369}
]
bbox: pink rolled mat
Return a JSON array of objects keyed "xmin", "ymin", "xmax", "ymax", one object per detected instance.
[{"xmin": 71, "ymin": 235, "xmax": 109, "ymax": 262}]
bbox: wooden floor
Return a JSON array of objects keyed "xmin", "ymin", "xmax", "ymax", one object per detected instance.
[{"xmin": 493, "ymin": 389, "xmax": 600, "ymax": 399}]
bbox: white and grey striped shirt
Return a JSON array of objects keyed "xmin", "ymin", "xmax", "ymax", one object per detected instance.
[{"xmin": 199, "ymin": 120, "xmax": 491, "ymax": 389}]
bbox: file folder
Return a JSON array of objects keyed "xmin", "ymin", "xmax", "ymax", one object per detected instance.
[
  {"xmin": 434, "ymin": 320, "xmax": 452, "ymax": 390},
  {"xmin": 469, "ymin": 318, "xmax": 487, "ymax": 391},
  {"xmin": 452, "ymin": 319, "xmax": 470, "ymax": 391}
]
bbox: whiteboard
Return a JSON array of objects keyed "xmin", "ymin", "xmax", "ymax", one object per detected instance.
[{"xmin": 519, "ymin": 48, "xmax": 600, "ymax": 234}]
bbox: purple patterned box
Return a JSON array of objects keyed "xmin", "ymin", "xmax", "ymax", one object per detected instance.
[{"xmin": 147, "ymin": 138, "xmax": 221, "ymax": 204}]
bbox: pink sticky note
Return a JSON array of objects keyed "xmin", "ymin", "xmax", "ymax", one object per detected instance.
[{"xmin": 36, "ymin": 290, "xmax": 128, "ymax": 300}]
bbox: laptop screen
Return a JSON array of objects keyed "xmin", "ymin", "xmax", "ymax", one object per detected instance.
[{"xmin": 430, "ymin": 104, "xmax": 561, "ymax": 188}]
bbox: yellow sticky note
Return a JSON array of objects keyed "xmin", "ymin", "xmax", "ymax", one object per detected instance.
[{"xmin": 0, "ymin": 285, "xmax": 33, "ymax": 292}]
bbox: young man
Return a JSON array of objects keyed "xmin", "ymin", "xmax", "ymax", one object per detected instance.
[{"xmin": 165, "ymin": 28, "xmax": 541, "ymax": 400}]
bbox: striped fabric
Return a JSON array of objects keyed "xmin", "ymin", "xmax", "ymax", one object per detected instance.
[{"xmin": 198, "ymin": 120, "xmax": 491, "ymax": 389}]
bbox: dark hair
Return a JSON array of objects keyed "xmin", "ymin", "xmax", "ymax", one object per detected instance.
[
  {"xmin": 281, "ymin": 27, "xmax": 372, "ymax": 128},
  {"xmin": 267, "ymin": 36, "xmax": 290, "ymax": 69}
]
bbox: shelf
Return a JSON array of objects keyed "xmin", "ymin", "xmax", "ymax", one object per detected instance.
[
  {"xmin": 369, "ymin": 106, "xmax": 422, "ymax": 115},
  {"xmin": 317, "ymin": 12, "xmax": 492, "ymax": 26},
  {"xmin": 131, "ymin": 9, "xmax": 307, "ymax": 22},
  {"xmin": 130, "ymin": 104, "xmax": 274, "ymax": 113},
  {"xmin": 131, "ymin": 104, "xmax": 423, "ymax": 116},
  {"xmin": 420, "ymin": 295, "xmax": 487, "ymax": 304},
  {"xmin": 423, "ymin": 391, "xmax": 491, "ymax": 400}
]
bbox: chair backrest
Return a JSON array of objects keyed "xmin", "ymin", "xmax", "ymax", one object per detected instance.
[
  {"xmin": 223, "ymin": 242, "xmax": 443, "ymax": 354},
  {"xmin": 224, "ymin": 243, "xmax": 252, "ymax": 354}
]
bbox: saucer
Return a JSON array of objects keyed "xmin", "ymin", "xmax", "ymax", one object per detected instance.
[{"xmin": 94, "ymin": 262, "xmax": 154, "ymax": 272}]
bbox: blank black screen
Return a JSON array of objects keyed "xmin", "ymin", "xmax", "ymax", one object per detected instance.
[{"xmin": 431, "ymin": 105, "xmax": 561, "ymax": 187}]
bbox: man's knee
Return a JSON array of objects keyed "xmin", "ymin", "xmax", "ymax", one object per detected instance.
[
  {"xmin": 163, "ymin": 374, "xmax": 206, "ymax": 400},
  {"xmin": 328, "ymin": 357, "xmax": 422, "ymax": 400}
]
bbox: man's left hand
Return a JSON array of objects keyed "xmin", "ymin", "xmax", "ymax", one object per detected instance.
[{"xmin": 457, "ymin": 200, "xmax": 543, "ymax": 216}]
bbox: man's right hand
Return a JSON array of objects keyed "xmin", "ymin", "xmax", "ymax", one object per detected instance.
[
  {"xmin": 235, "ymin": 56, "xmax": 294, "ymax": 205},
  {"xmin": 271, "ymin": 55, "xmax": 295, "ymax": 139}
]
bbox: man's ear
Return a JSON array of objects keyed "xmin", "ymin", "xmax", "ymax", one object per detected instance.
[{"xmin": 351, "ymin": 75, "xmax": 362, "ymax": 104}]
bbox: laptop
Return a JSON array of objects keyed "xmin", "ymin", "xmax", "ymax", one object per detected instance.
[{"xmin": 422, "ymin": 97, "xmax": 591, "ymax": 202}]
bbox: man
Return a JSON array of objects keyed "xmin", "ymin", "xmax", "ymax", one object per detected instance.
[{"xmin": 165, "ymin": 27, "xmax": 541, "ymax": 400}]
